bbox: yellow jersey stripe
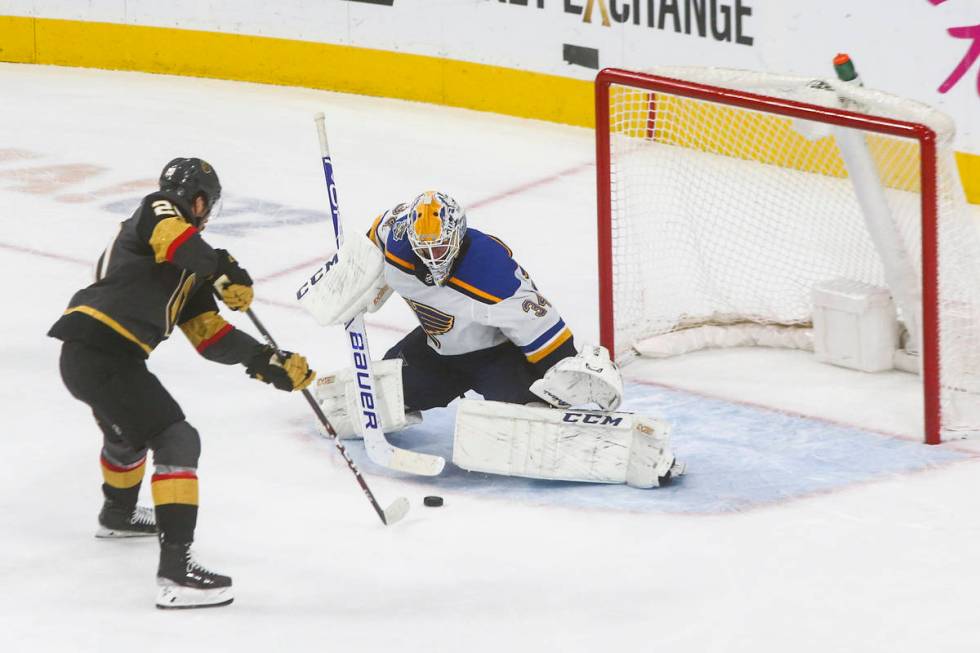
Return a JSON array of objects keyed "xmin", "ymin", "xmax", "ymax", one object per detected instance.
[
  {"xmin": 149, "ymin": 216, "xmax": 194, "ymax": 263},
  {"xmin": 487, "ymin": 235, "xmax": 513, "ymax": 258},
  {"xmin": 368, "ymin": 214, "xmax": 383, "ymax": 245},
  {"xmin": 64, "ymin": 305, "xmax": 153, "ymax": 354},
  {"xmin": 179, "ymin": 310, "xmax": 230, "ymax": 350},
  {"xmin": 526, "ymin": 328, "xmax": 572, "ymax": 363},
  {"xmin": 448, "ymin": 276, "xmax": 503, "ymax": 303},
  {"xmin": 386, "ymin": 250, "xmax": 415, "ymax": 270}
]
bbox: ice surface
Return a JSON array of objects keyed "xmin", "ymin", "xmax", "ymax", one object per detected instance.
[{"xmin": 3, "ymin": 63, "xmax": 980, "ymax": 652}]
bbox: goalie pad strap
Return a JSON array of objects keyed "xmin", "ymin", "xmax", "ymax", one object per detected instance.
[{"xmin": 452, "ymin": 399, "xmax": 673, "ymax": 488}]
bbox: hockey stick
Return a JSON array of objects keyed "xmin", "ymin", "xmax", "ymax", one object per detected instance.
[
  {"xmin": 312, "ymin": 112, "xmax": 446, "ymax": 477},
  {"xmin": 244, "ymin": 307, "xmax": 409, "ymax": 526}
]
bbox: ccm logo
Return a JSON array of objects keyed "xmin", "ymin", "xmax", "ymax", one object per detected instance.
[
  {"xmin": 562, "ymin": 413, "xmax": 623, "ymax": 426},
  {"xmin": 295, "ymin": 253, "xmax": 339, "ymax": 300},
  {"xmin": 349, "ymin": 331, "xmax": 379, "ymax": 431}
]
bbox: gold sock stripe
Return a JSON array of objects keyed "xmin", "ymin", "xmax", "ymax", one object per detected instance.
[
  {"xmin": 151, "ymin": 472, "xmax": 199, "ymax": 507},
  {"xmin": 100, "ymin": 455, "xmax": 146, "ymax": 489}
]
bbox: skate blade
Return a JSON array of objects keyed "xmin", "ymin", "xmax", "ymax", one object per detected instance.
[
  {"xmin": 155, "ymin": 583, "xmax": 234, "ymax": 610},
  {"xmin": 95, "ymin": 526, "xmax": 157, "ymax": 539}
]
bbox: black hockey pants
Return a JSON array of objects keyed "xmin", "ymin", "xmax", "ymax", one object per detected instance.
[{"xmin": 383, "ymin": 327, "xmax": 541, "ymax": 411}]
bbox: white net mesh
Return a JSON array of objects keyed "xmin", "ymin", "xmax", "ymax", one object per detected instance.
[{"xmin": 605, "ymin": 67, "xmax": 980, "ymax": 436}]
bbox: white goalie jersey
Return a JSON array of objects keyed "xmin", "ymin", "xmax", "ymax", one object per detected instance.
[{"xmin": 368, "ymin": 203, "xmax": 574, "ymax": 370}]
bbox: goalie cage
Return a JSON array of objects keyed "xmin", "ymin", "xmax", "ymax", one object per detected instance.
[{"xmin": 595, "ymin": 66, "xmax": 980, "ymax": 444}]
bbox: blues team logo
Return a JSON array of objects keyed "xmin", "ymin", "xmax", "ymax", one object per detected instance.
[{"xmin": 405, "ymin": 299, "xmax": 454, "ymax": 348}]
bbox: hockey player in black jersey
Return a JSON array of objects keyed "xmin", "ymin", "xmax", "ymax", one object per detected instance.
[{"xmin": 49, "ymin": 158, "xmax": 316, "ymax": 609}]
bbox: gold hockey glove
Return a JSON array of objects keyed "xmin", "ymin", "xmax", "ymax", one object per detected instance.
[
  {"xmin": 213, "ymin": 249, "xmax": 254, "ymax": 311},
  {"xmin": 246, "ymin": 346, "xmax": 316, "ymax": 392}
]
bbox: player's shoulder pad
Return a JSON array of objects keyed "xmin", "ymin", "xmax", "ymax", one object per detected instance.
[{"xmin": 447, "ymin": 229, "xmax": 520, "ymax": 305}]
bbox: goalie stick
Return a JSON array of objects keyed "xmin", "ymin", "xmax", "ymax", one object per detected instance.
[
  {"xmin": 244, "ymin": 307, "xmax": 409, "ymax": 526},
  {"xmin": 313, "ymin": 112, "xmax": 446, "ymax": 477}
]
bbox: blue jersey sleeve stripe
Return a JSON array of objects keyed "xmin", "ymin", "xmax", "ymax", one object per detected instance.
[{"xmin": 521, "ymin": 319, "xmax": 567, "ymax": 354}]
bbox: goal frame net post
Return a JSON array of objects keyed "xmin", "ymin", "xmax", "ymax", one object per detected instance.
[{"xmin": 594, "ymin": 67, "xmax": 962, "ymax": 444}]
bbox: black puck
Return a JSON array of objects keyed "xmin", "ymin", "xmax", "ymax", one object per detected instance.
[{"xmin": 423, "ymin": 495, "xmax": 444, "ymax": 507}]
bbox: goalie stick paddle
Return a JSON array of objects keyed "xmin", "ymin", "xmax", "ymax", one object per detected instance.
[
  {"xmin": 313, "ymin": 112, "xmax": 446, "ymax": 477},
  {"xmin": 244, "ymin": 308, "xmax": 409, "ymax": 526}
]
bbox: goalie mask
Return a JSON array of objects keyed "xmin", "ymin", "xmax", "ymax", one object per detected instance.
[
  {"xmin": 407, "ymin": 191, "xmax": 467, "ymax": 286},
  {"xmin": 159, "ymin": 157, "xmax": 222, "ymax": 228}
]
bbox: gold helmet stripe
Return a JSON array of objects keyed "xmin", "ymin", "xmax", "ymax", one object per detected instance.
[{"xmin": 412, "ymin": 191, "xmax": 443, "ymax": 242}]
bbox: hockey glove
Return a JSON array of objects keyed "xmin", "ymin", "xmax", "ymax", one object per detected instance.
[
  {"xmin": 213, "ymin": 249, "xmax": 254, "ymax": 311},
  {"xmin": 297, "ymin": 232, "xmax": 389, "ymax": 326},
  {"xmin": 246, "ymin": 345, "xmax": 316, "ymax": 392},
  {"xmin": 529, "ymin": 345, "xmax": 623, "ymax": 411}
]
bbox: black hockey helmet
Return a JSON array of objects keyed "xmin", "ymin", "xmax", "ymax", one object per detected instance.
[{"xmin": 159, "ymin": 157, "xmax": 222, "ymax": 225}]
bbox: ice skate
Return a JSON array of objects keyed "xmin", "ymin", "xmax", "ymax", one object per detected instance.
[
  {"xmin": 96, "ymin": 501, "xmax": 156, "ymax": 538},
  {"xmin": 156, "ymin": 541, "xmax": 233, "ymax": 609}
]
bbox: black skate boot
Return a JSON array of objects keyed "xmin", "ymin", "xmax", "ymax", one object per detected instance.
[
  {"xmin": 156, "ymin": 540, "xmax": 233, "ymax": 609},
  {"xmin": 96, "ymin": 501, "xmax": 157, "ymax": 538}
]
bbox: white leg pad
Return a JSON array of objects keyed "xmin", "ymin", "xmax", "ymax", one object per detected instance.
[
  {"xmin": 313, "ymin": 358, "xmax": 414, "ymax": 439},
  {"xmin": 452, "ymin": 399, "xmax": 676, "ymax": 488}
]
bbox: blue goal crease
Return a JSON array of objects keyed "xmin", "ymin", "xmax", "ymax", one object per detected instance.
[{"xmin": 323, "ymin": 383, "xmax": 969, "ymax": 515}]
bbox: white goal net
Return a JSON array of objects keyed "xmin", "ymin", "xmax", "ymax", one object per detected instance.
[{"xmin": 597, "ymin": 66, "xmax": 980, "ymax": 442}]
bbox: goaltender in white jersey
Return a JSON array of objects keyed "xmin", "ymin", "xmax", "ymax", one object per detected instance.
[{"xmin": 299, "ymin": 191, "xmax": 683, "ymax": 488}]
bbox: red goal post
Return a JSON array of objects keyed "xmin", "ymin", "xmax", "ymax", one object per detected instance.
[{"xmin": 595, "ymin": 68, "xmax": 947, "ymax": 442}]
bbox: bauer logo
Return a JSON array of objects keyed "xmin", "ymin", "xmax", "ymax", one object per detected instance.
[
  {"xmin": 562, "ymin": 412, "xmax": 624, "ymax": 427},
  {"xmin": 349, "ymin": 331, "xmax": 380, "ymax": 431}
]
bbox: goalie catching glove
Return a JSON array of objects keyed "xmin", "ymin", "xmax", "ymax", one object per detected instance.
[
  {"xmin": 297, "ymin": 232, "xmax": 393, "ymax": 326},
  {"xmin": 212, "ymin": 249, "xmax": 254, "ymax": 312},
  {"xmin": 246, "ymin": 345, "xmax": 316, "ymax": 391},
  {"xmin": 530, "ymin": 344, "xmax": 623, "ymax": 411}
]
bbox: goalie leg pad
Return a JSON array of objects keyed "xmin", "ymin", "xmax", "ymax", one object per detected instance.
[
  {"xmin": 313, "ymin": 359, "xmax": 415, "ymax": 439},
  {"xmin": 452, "ymin": 399, "xmax": 676, "ymax": 488}
]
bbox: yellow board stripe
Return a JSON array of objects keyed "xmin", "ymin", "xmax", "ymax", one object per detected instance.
[
  {"xmin": 527, "ymin": 328, "xmax": 572, "ymax": 363},
  {"xmin": 448, "ymin": 276, "xmax": 503, "ymax": 303},
  {"xmin": 0, "ymin": 16, "xmax": 593, "ymax": 127},
  {"xmin": 956, "ymin": 151, "xmax": 980, "ymax": 205},
  {"xmin": 151, "ymin": 476, "xmax": 199, "ymax": 507},
  {"xmin": 64, "ymin": 305, "xmax": 153, "ymax": 354},
  {"xmin": 2, "ymin": 16, "xmax": 978, "ymax": 203}
]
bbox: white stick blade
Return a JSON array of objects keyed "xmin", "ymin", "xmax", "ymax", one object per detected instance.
[
  {"xmin": 383, "ymin": 497, "xmax": 410, "ymax": 525},
  {"xmin": 367, "ymin": 441, "xmax": 445, "ymax": 476}
]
